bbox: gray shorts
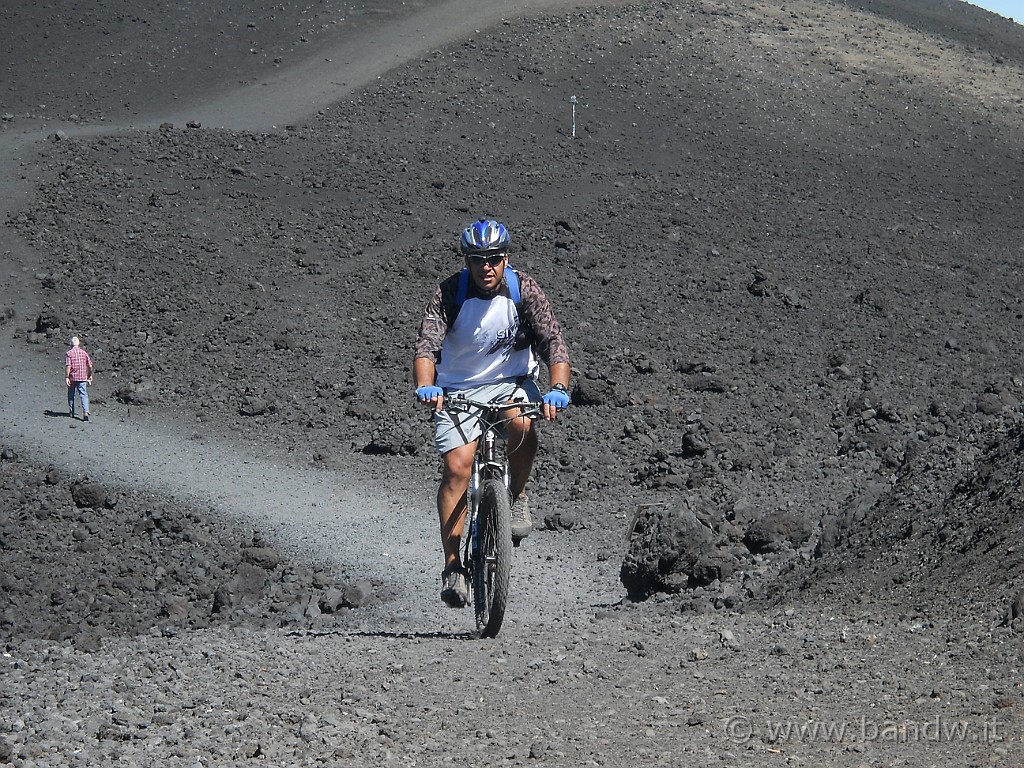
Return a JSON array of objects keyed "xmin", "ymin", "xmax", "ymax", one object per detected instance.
[{"xmin": 435, "ymin": 378, "xmax": 542, "ymax": 454}]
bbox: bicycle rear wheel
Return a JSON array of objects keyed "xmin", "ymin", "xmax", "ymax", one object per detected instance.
[{"xmin": 473, "ymin": 478, "xmax": 513, "ymax": 638}]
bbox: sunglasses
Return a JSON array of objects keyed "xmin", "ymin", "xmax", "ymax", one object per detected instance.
[{"xmin": 467, "ymin": 254, "xmax": 506, "ymax": 268}]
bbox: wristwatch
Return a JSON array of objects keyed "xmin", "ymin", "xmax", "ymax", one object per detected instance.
[{"xmin": 551, "ymin": 383, "xmax": 568, "ymax": 392}]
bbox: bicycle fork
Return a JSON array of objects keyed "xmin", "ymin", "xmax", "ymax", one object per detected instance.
[{"xmin": 465, "ymin": 428, "xmax": 509, "ymax": 574}]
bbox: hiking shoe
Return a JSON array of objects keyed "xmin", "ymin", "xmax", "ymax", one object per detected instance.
[
  {"xmin": 440, "ymin": 565, "xmax": 469, "ymax": 608},
  {"xmin": 83, "ymin": 413, "xmax": 90, "ymax": 422},
  {"xmin": 511, "ymin": 493, "xmax": 531, "ymax": 544},
  {"xmin": 68, "ymin": 410, "xmax": 75, "ymax": 419}
]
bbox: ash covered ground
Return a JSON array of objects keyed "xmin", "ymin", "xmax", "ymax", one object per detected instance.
[{"xmin": 1, "ymin": 0, "xmax": 1023, "ymax": 765}]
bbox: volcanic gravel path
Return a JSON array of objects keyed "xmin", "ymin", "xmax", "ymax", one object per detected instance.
[{"xmin": 2, "ymin": 0, "xmax": 1024, "ymax": 766}]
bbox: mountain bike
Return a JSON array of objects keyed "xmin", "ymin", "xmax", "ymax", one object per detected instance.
[{"xmin": 443, "ymin": 394, "xmax": 542, "ymax": 638}]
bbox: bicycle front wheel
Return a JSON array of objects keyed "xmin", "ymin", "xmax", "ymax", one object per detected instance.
[{"xmin": 473, "ymin": 478, "xmax": 513, "ymax": 638}]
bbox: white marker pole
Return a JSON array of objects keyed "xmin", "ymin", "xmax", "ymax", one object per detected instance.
[{"xmin": 570, "ymin": 95, "xmax": 577, "ymax": 138}]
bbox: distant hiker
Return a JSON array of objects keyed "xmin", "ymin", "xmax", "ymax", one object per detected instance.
[
  {"xmin": 65, "ymin": 336, "xmax": 94, "ymax": 421},
  {"xmin": 413, "ymin": 219, "xmax": 571, "ymax": 608}
]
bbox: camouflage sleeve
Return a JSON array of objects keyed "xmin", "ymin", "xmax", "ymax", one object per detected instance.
[
  {"xmin": 518, "ymin": 271, "xmax": 570, "ymax": 367},
  {"xmin": 414, "ymin": 275, "xmax": 458, "ymax": 361}
]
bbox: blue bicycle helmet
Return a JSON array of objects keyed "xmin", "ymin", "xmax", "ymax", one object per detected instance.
[{"xmin": 460, "ymin": 219, "xmax": 511, "ymax": 256}]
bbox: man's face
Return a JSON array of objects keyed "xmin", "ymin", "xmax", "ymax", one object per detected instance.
[{"xmin": 466, "ymin": 253, "xmax": 507, "ymax": 292}]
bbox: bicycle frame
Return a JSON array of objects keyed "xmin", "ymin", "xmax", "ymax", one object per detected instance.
[
  {"xmin": 443, "ymin": 399, "xmax": 537, "ymax": 564},
  {"xmin": 440, "ymin": 394, "xmax": 543, "ymax": 637},
  {"xmin": 445, "ymin": 396, "xmax": 538, "ymax": 555}
]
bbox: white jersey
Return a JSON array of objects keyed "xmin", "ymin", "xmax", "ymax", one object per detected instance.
[{"xmin": 435, "ymin": 291, "xmax": 538, "ymax": 390}]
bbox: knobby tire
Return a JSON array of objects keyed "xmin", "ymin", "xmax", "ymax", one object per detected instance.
[{"xmin": 474, "ymin": 478, "xmax": 512, "ymax": 638}]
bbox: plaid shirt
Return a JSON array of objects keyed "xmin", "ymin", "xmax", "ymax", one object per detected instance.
[{"xmin": 66, "ymin": 347, "xmax": 93, "ymax": 382}]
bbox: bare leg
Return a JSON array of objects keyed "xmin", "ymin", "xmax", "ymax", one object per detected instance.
[
  {"xmin": 506, "ymin": 413, "xmax": 537, "ymax": 500},
  {"xmin": 438, "ymin": 441, "xmax": 476, "ymax": 569}
]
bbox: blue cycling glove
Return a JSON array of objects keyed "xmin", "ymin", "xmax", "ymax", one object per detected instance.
[
  {"xmin": 416, "ymin": 385, "xmax": 444, "ymax": 402},
  {"xmin": 542, "ymin": 386, "xmax": 570, "ymax": 410}
]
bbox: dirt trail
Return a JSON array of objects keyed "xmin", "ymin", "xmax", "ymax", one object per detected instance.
[
  {"xmin": 4, "ymin": 2, "xmax": 1024, "ymax": 764},
  {"xmin": 0, "ymin": 0, "xmax": 620, "ymax": 637}
]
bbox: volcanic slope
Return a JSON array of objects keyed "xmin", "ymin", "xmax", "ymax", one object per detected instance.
[{"xmin": 2, "ymin": 0, "xmax": 1024, "ymax": 765}]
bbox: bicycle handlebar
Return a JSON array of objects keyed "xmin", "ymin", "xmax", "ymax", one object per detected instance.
[{"xmin": 441, "ymin": 395, "xmax": 542, "ymax": 421}]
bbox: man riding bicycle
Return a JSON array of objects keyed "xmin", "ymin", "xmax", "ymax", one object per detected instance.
[{"xmin": 414, "ymin": 219, "xmax": 571, "ymax": 608}]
